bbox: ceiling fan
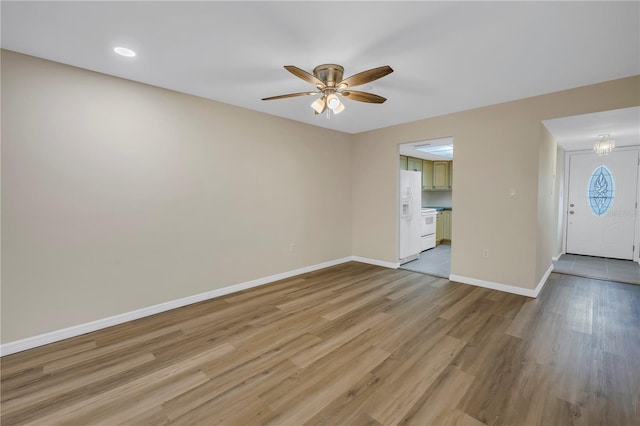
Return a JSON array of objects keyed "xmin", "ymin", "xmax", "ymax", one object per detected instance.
[{"xmin": 262, "ymin": 64, "xmax": 393, "ymax": 116}]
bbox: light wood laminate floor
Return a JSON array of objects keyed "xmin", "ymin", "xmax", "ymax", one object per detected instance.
[{"xmin": 2, "ymin": 262, "xmax": 639, "ymax": 425}]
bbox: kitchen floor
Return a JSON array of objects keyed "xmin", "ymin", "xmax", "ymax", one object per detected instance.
[
  {"xmin": 553, "ymin": 254, "xmax": 640, "ymax": 285},
  {"xmin": 399, "ymin": 244, "xmax": 450, "ymax": 278}
]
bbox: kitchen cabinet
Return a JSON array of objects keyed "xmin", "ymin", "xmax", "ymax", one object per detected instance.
[
  {"xmin": 422, "ymin": 159, "xmax": 433, "ymax": 189},
  {"xmin": 432, "ymin": 161, "xmax": 451, "ymax": 190},
  {"xmin": 443, "ymin": 210, "xmax": 452, "ymax": 240},
  {"xmin": 399, "ymin": 156, "xmax": 452, "ymax": 191},
  {"xmin": 407, "ymin": 156, "xmax": 423, "ymax": 173},
  {"xmin": 399, "ymin": 155, "xmax": 408, "ymax": 170},
  {"xmin": 436, "ymin": 210, "xmax": 452, "ymax": 244}
]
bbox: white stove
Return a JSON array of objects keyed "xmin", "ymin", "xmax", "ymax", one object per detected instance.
[{"xmin": 420, "ymin": 208, "xmax": 437, "ymax": 251}]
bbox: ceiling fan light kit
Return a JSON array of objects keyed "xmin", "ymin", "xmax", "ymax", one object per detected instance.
[
  {"xmin": 310, "ymin": 97, "xmax": 325, "ymax": 114},
  {"xmin": 262, "ymin": 63, "xmax": 393, "ymax": 117}
]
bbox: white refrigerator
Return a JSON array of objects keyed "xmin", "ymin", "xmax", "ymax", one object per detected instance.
[{"xmin": 399, "ymin": 170, "xmax": 422, "ymax": 264}]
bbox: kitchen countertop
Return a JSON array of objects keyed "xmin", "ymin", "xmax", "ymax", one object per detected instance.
[{"xmin": 423, "ymin": 206, "xmax": 452, "ymax": 211}]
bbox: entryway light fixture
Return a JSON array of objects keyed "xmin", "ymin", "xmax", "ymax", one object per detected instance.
[{"xmin": 594, "ymin": 134, "xmax": 615, "ymax": 156}]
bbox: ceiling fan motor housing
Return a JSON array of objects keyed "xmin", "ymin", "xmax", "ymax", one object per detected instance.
[{"xmin": 313, "ymin": 64, "xmax": 344, "ymax": 87}]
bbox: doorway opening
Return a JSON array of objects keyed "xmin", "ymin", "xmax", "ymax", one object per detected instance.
[
  {"xmin": 543, "ymin": 106, "xmax": 640, "ymax": 285},
  {"xmin": 555, "ymin": 147, "xmax": 640, "ymax": 285},
  {"xmin": 565, "ymin": 149, "xmax": 638, "ymax": 260},
  {"xmin": 397, "ymin": 137, "xmax": 453, "ymax": 278}
]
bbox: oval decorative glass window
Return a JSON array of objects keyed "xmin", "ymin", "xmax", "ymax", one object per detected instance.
[{"xmin": 588, "ymin": 165, "xmax": 614, "ymax": 216}]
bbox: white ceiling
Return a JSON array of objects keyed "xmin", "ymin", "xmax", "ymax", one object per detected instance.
[
  {"xmin": 1, "ymin": 1, "xmax": 639, "ymax": 134},
  {"xmin": 543, "ymin": 106, "xmax": 640, "ymax": 152}
]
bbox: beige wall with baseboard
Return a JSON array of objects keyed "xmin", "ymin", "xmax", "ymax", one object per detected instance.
[
  {"xmin": 2, "ymin": 48, "xmax": 639, "ymax": 345},
  {"xmin": 351, "ymin": 75, "xmax": 639, "ymax": 289},
  {"xmin": 1, "ymin": 50, "xmax": 353, "ymax": 343}
]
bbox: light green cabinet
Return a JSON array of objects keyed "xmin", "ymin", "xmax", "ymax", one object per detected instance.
[
  {"xmin": 399, "ymin": 157, "xmax": 452, "ymax": 191},
  {"xmin": 413, "ymin": 159, "xmax": 452, "ymax": 191},
  {"xmin": 422, "ymin": 160, "xmax": 433, "ymax": 189},
  {"xmin": 407, "ymin": 156, "xmax": 423, "ymax": 173},
  {"xmin": 399, "ymin": 155, "xmax": 408, "ymax": 171},
  {"xmin": 436, "ymin": 210, "xmax": 452, "ymax": 244},
  {"xmin": 443, "ymin": 210, "xmax": 452, "ymax": 240},
  {"xmin": 432, "ymin": 161, "xmax": 450, "ymax": 190}
]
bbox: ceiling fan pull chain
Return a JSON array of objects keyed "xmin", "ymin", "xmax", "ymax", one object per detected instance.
[{"xmin": 326, "ymin": 108, "xmax": 331, "ymax": 120}]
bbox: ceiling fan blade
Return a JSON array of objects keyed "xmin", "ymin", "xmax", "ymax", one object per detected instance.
[
  {"xmin": 338, "ymin": 65, "xmax": 393, "ymax": 88},
  {"xmin": 284, "ymin": 65, "xmax": 325, "ymax": 87},
  {"xmin": 262, "ymin": 92, "xmax": 317, "ymax": 101},
  {"xmin": 340, "ymin": 90, "xmax": 387, "ymax": 104}
]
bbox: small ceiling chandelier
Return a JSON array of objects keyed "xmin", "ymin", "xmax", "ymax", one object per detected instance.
[{"xmin": 594, "ymin": 134, "xmax": 615, "ymax": 156}]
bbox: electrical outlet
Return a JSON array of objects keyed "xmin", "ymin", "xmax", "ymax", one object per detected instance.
[
  {"xmin": 289, "ymin": 243, "xmax": 295, "ymax": 253},
  {"xmin": 482, "ymin": 248, "xmax": 489, "ymax": 258}
]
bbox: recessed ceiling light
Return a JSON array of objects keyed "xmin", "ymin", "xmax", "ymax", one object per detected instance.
[{"xmin": 113, "ymin": 47, "xmax": 136, "ymax": 57}]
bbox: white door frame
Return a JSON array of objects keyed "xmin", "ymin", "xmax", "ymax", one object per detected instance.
[{"xmin": 561, "ymin": 146, "xmax": 640, "ymax": 264}]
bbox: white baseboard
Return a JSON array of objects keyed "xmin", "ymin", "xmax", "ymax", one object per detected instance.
[
  {"xmin": 450, "ymin": 266, "xmax": 552, "ymax": 299},
  {"xmin": 551, "ymin": 251, "xmax": 565, "ymax": 262},
  {"xmin": 351, "ymin": 256, "xmax": 400, "ymax": 269},
  {"xmin": 1, "ymin": 256, "xmax": 357, "ymax": 357},
  {"xmin": 534, "ymin": 264, "xmax": 554, "ymax": 297}
]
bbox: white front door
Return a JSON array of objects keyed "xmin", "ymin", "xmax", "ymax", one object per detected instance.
[{"xmin": 566, "ymin": 149, "xmax": 639, "ymax": 260}]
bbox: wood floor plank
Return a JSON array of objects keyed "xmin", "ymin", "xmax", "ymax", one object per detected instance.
[
  {"xmin": 305, "ymin": 372, "xmax": 385, "ymax": 426},
  {"xmin": 66, "ymin": 370, "xmax": 209, "ymax": 425},
  {"xmin": 1, "ymin": 341, "xmax": 97, "ymax": 378},
  {"xmin": 165, "ymin": 359, "xmax": 298, "ymax": 424},
  {"xmin": 259, "ymin": 330, "xmax": 383, "ymax": 411},
  {"xmin": 264, "ymin": 348, "xmax": 390, "ymax": 425},
  {"xmin": 399, "ymin": 366, "xmax": 475, "ymax": 425},
  {"xmin": 366, "ymin": 335, "xmax": 466, "ymax": 425},
  {"xmin": 504, "ymin": 298, "xmax": 541, "ymax": 338},
  {"xmin": 499, "ymin": 361, "xmax": 554, "ymax": 426},
  {"xmin": 436, "ymin": 410, "xmax": 488, "ymax": 426},
  {"xmin": 2, "ymin": 266, "xmax": 639, "ymax": 425},
  {"xmin": 439, "ymin": 286, "xmax": 491, "ymax": 320},
  {"xmin": 41, "ymin": 326, "xmax": 181, "ymax": 374},
  {"xmin": 451, "ymin": 315, "xmax": 513, "ymax": 376},
  {"xmin": 19, "ymin": 343, "xmax": 234, "ymax": 425},
  {"xmin": 290, "ymin": 312, "xmax": 390, "ymax": 368},
  {"xmin": 163, "ymin": 334, "xmax": 320, "ymax": 420},
  {"xmin": 384, "ymin": 273, "xmax": 437, "ymax": 300},
  {"xmin": 457, "ymin": 333, "xmax": 526, "ymax": 425},
  {"xmin": 1, "ymin": 352, "xmax": 156, "ymax": 415}
]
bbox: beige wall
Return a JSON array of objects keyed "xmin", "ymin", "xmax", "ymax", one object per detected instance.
[
  {"xmin": 2, "ymin": 48, "xmax": 639, "ymax": 345},
  {"xmin": 351, "ymin": 76, "xmax": 640, "ymax": 290},
  {"xmin": 1, "ymin": 50, "xmax": 353, "ymax": 343}
]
